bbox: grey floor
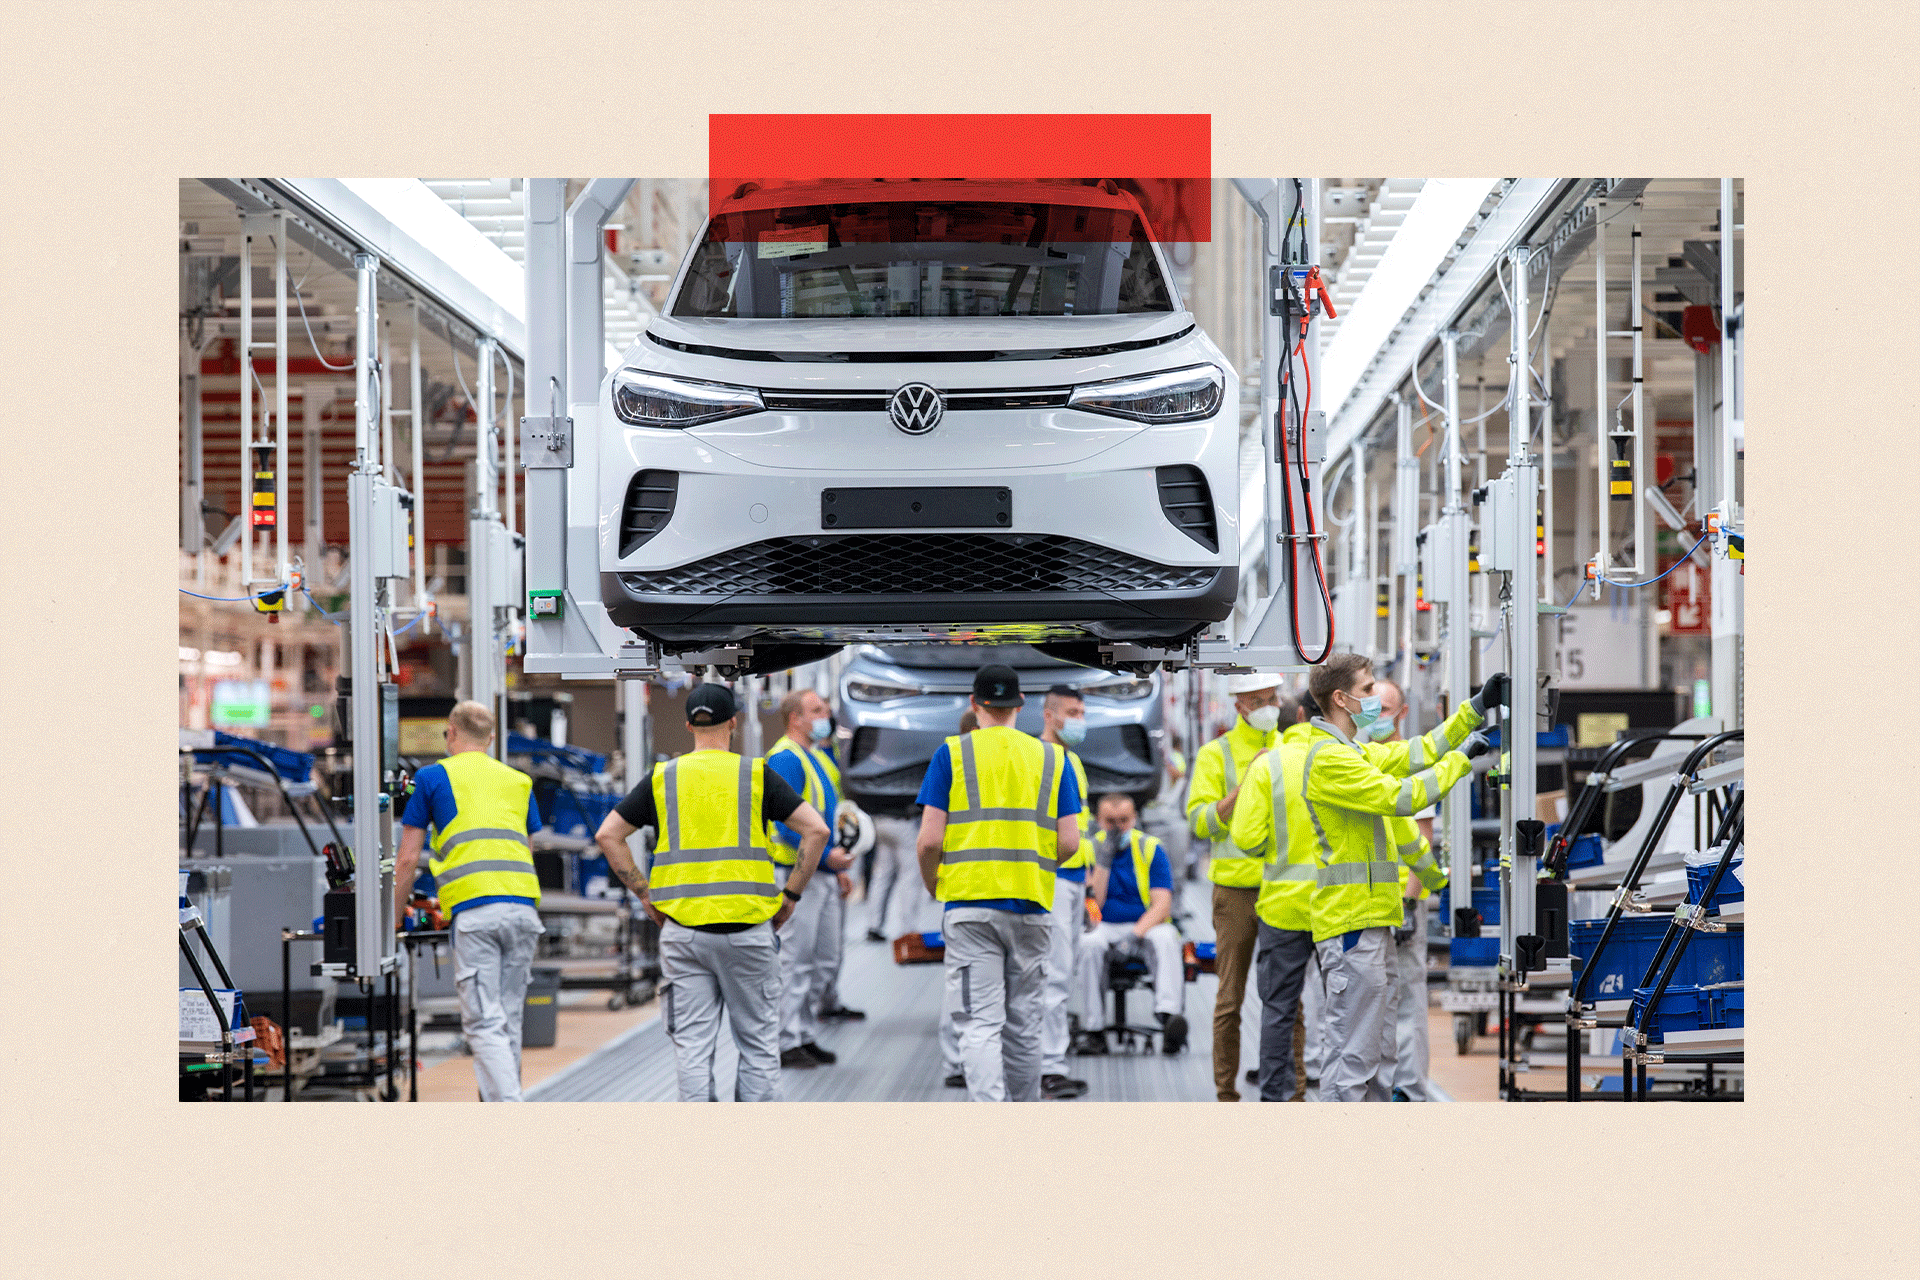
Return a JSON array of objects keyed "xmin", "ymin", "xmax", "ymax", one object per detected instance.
[{"xmin": 530, "ymin": 878, "xmax": 1264, "ymax": 1102}]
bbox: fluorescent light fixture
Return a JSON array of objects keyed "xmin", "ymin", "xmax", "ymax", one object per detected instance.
[
  {"xmin": 339, "ymin": 179, "xmax": 526, "ymax": 323},
  {"xmin": 1318, "ymin": 179, "xmax": 1498, "ymax": 414}
]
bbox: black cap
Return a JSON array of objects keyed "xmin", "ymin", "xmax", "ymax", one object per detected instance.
[
  {"xmin": 972, "ymin": 664, "xmax": 1024, "ymax": 709},
  {"xmin": 685, "ymin": 683, "xmax": 737, "ymax": 726}
]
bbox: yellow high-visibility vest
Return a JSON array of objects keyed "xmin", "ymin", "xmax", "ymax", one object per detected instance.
[
  {"xmin": 765, "ymin": 735, "xmax": 840, "ymax": 867},
  {"xmin": 937, "ymin": 726, "xmax": 1067, "ymax": 909},
  {"xmin": 428, "ymin": 752, "xmax": 541, "ymax": 915},
  {"xmin": 648, "ymin": 751, "xmax": 780, "ymax": 927},
  {"xmin": 1187, "ymin": 719, "xmax": 1276, "ymax": 889}
]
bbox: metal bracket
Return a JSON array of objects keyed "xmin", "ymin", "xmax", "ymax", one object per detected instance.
[{"xmin": 519, "ymin": 416, "xmax": 574, "ymax": 468}]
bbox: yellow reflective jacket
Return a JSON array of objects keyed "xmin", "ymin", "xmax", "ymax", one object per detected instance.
[
  {"xmin": 1232, "ymin": 722, "xmax": 1319, "ymax": 932},
  {"xmin": 1186, "ymin": 717, "xmax": 1276, "ymax": 888},
  {"xmin": 1298, "ymin": 718, "xmax": 1468, "ymax": 942},
  {"xmin": 765, "ymin": 734, "xmax": 840, "ymax": 867},
  {"xmin": 428, "ymin": 751, "xmax": 541, "ymax": 915},
  {"xmin": 937, "ymin": 726, "xmax": 1070, "ymax": 909},
  {"xmin": 648, "ymin": 750, "xmax": 780, "ymax": 927}
]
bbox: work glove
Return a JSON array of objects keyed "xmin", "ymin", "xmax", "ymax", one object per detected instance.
[
  {"xmin": 1470, "ymin": 672, "xmax": 1510, "ymax": 717},
  {"xmin": 1460, "ymin": 731, "xmax": 1494, "ymax": 761}
]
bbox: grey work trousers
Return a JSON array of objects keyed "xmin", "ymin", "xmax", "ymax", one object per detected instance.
[
  {"xmin": 658, "ymin": 919, "xmax": 783, "ymax": 1102},
  {"xmin": 1254, "ymin": 920, "xmax": 1315, "ymax": 1102},
  {"xmin": 451, "ymin": 901, "xmax": 545, "ymax": 1102},
  {"xmin": 943, "ymin": 907, "xmax": 1051, "ymax": 1102},
  {"xmin": 815, "ymin": 874, "xmax": 847, "ymax": 1015},
  {"xmin": 1075, "ymin": 920, "xmax": 1184, "ymax": 1031},
  {"xmin": 776, "ymin": 868, "xmax": 835, "ymax": 1051},
  {"xmin": 1301, "ymin": 942, "xmax": 1325, "ymax": 1084},
  {"xmin": 865, "ymin": 815, "xmax": 930, "ymax": 937},
  {"xmin": 1315, "ymin": 926, "xmax": 1399, "ymax": 1101},
  {"xmin": 1039, "ymin": 875, "xmax": 1088, "ymax": 1075},
  {"xmin": 1392, "ymin": 896, "xmax": 1432, "ymax": 1099}
]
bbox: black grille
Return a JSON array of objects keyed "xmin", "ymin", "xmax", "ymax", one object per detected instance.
[
  {"xmin": 1117, "ymin": 724, "xmax": 1153, "ymax": 763},
  {"xmin": 761, "ymin": 388, "xmax": 1071, "ymax": 412},
  {"xmin": 619, "ymin": 469, "xmax": 679, "ymax": 558},
  {"xmin": 847, "ymin": 727, "xmax": 880, "ymax": 766},
  {"xmin": 1156, "ymin": 464, "xmax": 1217, "ymax": 553},
  {"xmin": 620, "ymin": 533, "xmax": 1215, "ymax": 596}
]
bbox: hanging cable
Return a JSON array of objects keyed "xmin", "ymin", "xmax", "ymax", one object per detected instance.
[{"xmin": 180, "ymin": 586, "xmax": 284, "ymax": 602}]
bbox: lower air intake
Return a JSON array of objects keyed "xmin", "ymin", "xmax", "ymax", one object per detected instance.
[{"xmin": 620, "ymin": 533, "xmax": 1214, "ymax": 596}]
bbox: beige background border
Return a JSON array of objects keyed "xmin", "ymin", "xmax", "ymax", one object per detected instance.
[{"xmin": 2, "ymin": 1, "xmax": 1916, "ymax": 1275}]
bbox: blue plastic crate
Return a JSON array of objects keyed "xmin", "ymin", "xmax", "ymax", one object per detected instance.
[
  {"xmin": 202, "ymin": 731, "xmax": 316, "ymax": 783},
  {"xmin": 1630, "ymin": 983, "xmax": 1743, "ymax": 1042},
  {"xmin": 1437, "ymin": 884, "xmax": 1501, "ymax": 926},
  {"xmin": 1564, "ymin": 834, "xmax": 1606, "ymax": 870},
  {"xmin": 1482, "ymin": 726, "xmax": 1570, "ymax": 750},
  {"xmin": 922, "ymin": 931, "xmax": 943, "ymax": 950},
  {"xmin": 1570, "ymin": 915, "xmax": 1742, "ymax": 1002},
  {"xmin": 1686, "ymin": 858, "xmax": 1744, "ymax": 911},
  {"xmin": 1193, "ymin": 941, "xmax": 1216, "ymax": 962},
  {"xmin": 1449, "ymin": 936, "xmax": 1499, "ymax": 967}
]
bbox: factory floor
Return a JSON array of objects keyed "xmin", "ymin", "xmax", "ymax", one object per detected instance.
[{"xmin": 406, "ymin": 879, "xmax": 1501, "ymax": 1103}]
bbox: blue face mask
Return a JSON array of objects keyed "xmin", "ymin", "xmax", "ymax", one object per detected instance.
[
  {"xmin": 1365, "ymin": 714, "xmax": 1397, "ymax": 742},
  {"xmin": 1343, "ymin": 692, "xmax": 1383, "ymax": 734},
  {"xmin": 1058, "ymin": 717, "xmax": 1087, "ymax": 747},
  {"xmin": 809, "ymin": 717, "xmax": 833, "ymax": 742}
]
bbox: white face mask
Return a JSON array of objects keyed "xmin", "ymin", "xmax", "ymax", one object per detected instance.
[
  {"xmin": 809, "ymin": 717, "xmax": 833, "ymax": 742},
  {"xmin": 1245, "ymin": 705, "xmax": 1281, "ymax": 734}
]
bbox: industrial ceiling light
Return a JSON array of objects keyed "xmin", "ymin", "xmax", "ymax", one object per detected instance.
[
  {"xmin": 1319, "ymin": 179, "xmax": 1499, "ymax": 413},
  {"xmin": 340, "ymin": 179, "xmax": 526, "ymax": 323}
]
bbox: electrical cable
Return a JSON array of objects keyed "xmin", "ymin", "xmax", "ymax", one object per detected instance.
[
  {"xmin": 301, "ymin": 584, "xmax": 344, "ymax": 622},
  {"xmin": 180, "ymin": 586, "xmax": 284, "ymax": 602},
  {"xmin": 391, "ymin": 610, "xmax": 424, "ymax": 638}
]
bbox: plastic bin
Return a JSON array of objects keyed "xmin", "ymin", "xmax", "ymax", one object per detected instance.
[
  {"xmin": 1449, "ymin": 937, "xmax": 1499, "ymax": 967},
  {"xmin": 1686, "ymin": 858, "xmax": 1744, "ymax": 911},
  {"xmin": 1569, "ymin": 915, "xmax": 1742, "ymax": 1001},
  {"xmin": 1437, "ymin": 885, "xmax": 1501, "ymax": 927},
  {"xmin": 1630, "ymin": 983, "xmax": 1743, "ymax": 1042},
  {"xmin": 522, "ymin": 967, "xmax": 562, "ymax": 1048}
]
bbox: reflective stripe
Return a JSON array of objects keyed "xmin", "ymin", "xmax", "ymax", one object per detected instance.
[
  {"xmin": 1395, "ymin": 767, "xmax": 1441, "ymax": 816},
  {"xmin": 434, "ymin": 858, "xmax": 542, "ymax": 885},
  {"xmin": 949, "ymin": 806, "xmax": 1052, "ymax": 824},
  {"xmin": 437, "ymin": 827, "xmax": 531, "ymax": 853},
  {"xmin": 959, "ymin": 732, "xmax": 983, "ymax": 813},
  {"xmin": 1407, "ymin": 737, "xmax": 1429, "ymax": 769},
  {"xmin": 1221, "ymin": 744, "xmax": 1237, "ymax": 793},
  {"xmin": 1191, "ymin": 798, "xmax": 1226, "ymax": 839},
  {"xmin": 736, "ymin": 755, "xmax": 753, "ymax": 851},
  {"xmin": 1316, "ymin": 860, "xmax": 1403, "ymax": 887},
  {"xmin": 651, "ymin": 845, "xmax": 762, "ymax": 867},
  {"xmin": 1397, "ymin": 839, "xmax": 1425, "ymax": 862},
  {"xmin": 1263, "ymin": 861, "xmax": 1318, "ymax": 882},
  {"xmin": 663, "ymin": 759, "xmax": 682, "ymax": 848},
  {"xmin": 942, "ymin": 847, "xmax": 1058, "ymax": 870},
  {"xmin": 1301, "ymin": 741, "xmax": 1334, "ymax": 861},
  {"xmin": 649, "ymin": 880, "xmax": 781, "ymax": 901}
]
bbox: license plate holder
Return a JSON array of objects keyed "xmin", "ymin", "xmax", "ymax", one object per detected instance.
[{"xmin": 821, "ymin": 486, "xmax": 1011, "ymax": 530}]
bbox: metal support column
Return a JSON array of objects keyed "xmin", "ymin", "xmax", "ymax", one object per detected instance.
[
  {"xmin": 1712, "ymin": 178, "xmax": 1743, "ymax": 728},
  {"xmin": 470, "ymin": 335, "xmax": 502, "ymax": 755},
  {"xmin": 1393, "ymin": 393, "xmax": 1417, "ymax": 678},
  {"xmin": 1502, "ymin": 245, "xmax": 1539, "ymax": 963},
  {"xmin": 302, "ymin": 383, "xmax": 324, "ymax": 599},
  {"xmin": 348, "ymin": 253, "xmax": 390, "ymax": 983},
  {"xmin": 274, "ymin": 214, "xmax": 290, "ymax": 587},
  {"xmin": 410, "ymin": 303, "xmax": 429, "ymax": 629},
  {"xmin": 182, "ymin": 341, "xmax": 204, "ymax": 575},
  {"xmin": 564, "ymin": 179, "xmax": 635, "ymax": 629},
  {"xmin": 1440, "ymin": 331, "xmax": 1473, "ymax": 900}
]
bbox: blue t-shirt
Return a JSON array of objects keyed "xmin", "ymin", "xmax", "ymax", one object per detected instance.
[
  {"xmin": 1100, "ymin": 834, "xmax": 1173, "ymax": 924},
  {"xmin": 767, "ymin": 743, "xmax": 838, "ymax": 848},
  {"xmin": 400, "ymin": 757, "xmax": 543, "ymax": 915},
  {"xmin": 916, "ymin": 737, "xmax": 1083, "ymax": 914}
]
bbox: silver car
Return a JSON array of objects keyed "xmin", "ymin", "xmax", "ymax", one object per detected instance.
[{"xmin": 836, "ymin": 643, "xmax": 1163, "ymax": 816}]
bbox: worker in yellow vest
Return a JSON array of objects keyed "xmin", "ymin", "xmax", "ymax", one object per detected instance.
[
  {"xmin": 766, "ymin": 687, "xmax": 857, "ymax": 1070},
  {"xmin": 916, "ymin": 664, "xmax": 1081, "ymax": 1102},
  {"xmin": 1369, "ymin": 677, "xmax": 1442, "ymax": 1101},
  {"xmin": 593, "ymin": 684, "xmax": 830, "ymax": 1101},
  {"xmin": 1299, "ymin": 654, "xmax": 1496, "ymax": 1101},
  {"xmin": 1186, "ymin": 671, "xmax": 1282, "ymax": 1101},
  {"xmin": 1074, "ymin": 792, "xmax": 1186, "ymax": 1054},
  {"xmin": 1037, "ymin": 684, "xmax": 1093, "ymax": 1100},
  {"xmin": 394, "ymin": 701, "xmax": 547, "ymax": 1102}
]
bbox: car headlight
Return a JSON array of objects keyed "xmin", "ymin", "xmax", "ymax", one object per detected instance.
[
  {"xmin": 1068, "ymin": 364, "xmax": 1224, "ymax": 424},
  {"xmin": 612, "ymin": 369, "xmax": 763, "ymax": 428},
  {"xmin": 845, "ymin": 678, "xmax": 921, "ymax": 703},
  {"xmin": 1087, "ymin": 676, "xmax": 1154, "ymax": 700}
]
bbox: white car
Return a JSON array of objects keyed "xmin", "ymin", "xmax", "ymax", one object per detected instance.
[{"xmin": 598, "ymin": 179, "xmax": 1239, "ymax": 667}]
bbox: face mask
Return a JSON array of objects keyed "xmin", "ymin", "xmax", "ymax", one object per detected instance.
[
  {"xmin": 809, "ymin": 717, "xmax": 833, "ymax": 742},
  {"xmin": 1365, "ymin": 715, "xmax": 1397, "ymax": 742},
  {"xmin": 1058, "ymin": 717, "xmax": 1087, "ymax": 746},
  {"xmin": 1245, "ymin": 705, "xmax": 1281, "ymax": 734},
  {"xmin": 1342, "ymin": 692, "xmax": 1383, "ymax": 734}
]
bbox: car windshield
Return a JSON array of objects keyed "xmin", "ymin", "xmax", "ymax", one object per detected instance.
[{"xmin": 672, "ymin": 200, "xmax": 1174, "ymax": 319}]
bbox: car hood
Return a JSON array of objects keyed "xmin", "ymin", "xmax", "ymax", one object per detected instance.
[{"xmin": 641, "ymin": 311, "xmax": 1193, "ymax": 360}]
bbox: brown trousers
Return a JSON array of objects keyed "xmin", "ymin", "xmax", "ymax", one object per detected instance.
[{"xmin": 1210, "ymin": 884, "xmax": 1259, "ymax": 1100}]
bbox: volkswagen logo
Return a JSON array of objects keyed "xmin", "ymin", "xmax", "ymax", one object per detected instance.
[{"xmin": 888, "ymin": 383, "xmax": 945, "ymax": 435}]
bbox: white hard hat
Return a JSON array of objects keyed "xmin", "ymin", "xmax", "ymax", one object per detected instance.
[{"xmin": 1224, "ymin": 671, "xmax": 1282, "ymax": 696}]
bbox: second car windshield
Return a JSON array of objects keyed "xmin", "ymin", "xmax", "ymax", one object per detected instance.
[{"xmin": 672, "ymin": 200, "xmax": 1174, "ymax": 319}]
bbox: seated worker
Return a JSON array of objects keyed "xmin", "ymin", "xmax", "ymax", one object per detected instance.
[{"xmin": 1072, "ymin": 793, "xmax": 1188, "ymax": 1056}]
